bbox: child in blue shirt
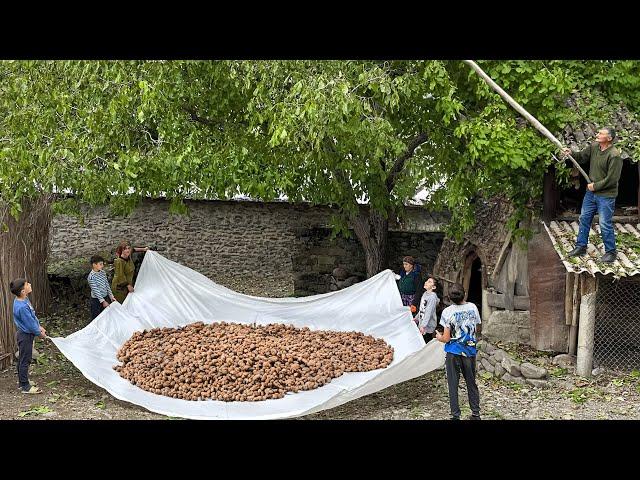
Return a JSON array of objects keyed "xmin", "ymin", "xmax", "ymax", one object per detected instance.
[
  {"xmin": 436, "ymin": 282, "xmax": 481, "ymax": 420},
  {"xmin": 10, "ymin": 278, "xmax": 46, "ymax": 394}
]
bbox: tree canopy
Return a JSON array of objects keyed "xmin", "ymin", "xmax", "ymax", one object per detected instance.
[{"xmin": 2, "ymin": 60, "xmax": 639, "ymax": 243}]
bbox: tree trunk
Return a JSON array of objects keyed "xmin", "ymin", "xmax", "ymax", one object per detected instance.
[
  {"xmin": 0, "ymin": 196, "xmax": 53, "ymax": 369},
  {"xmin": 351, "ymin": 208, "xmax": 389, "ymax": 278}
]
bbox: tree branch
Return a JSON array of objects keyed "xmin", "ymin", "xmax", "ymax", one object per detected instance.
[
  {"xmin": 385, "ymin": 132, "xmax": 429, "ymax": 192},
  {"xmin": 183, "ymin": 106, "xmax": 224, "ymax": 131}
]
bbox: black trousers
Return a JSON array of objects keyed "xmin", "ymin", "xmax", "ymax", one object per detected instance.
[
  {"xmin": 90, "ymin": 296, "xmax": 111, "ymax": 320},
  {"xmin": 16, "ymin": 331, "xmax": 35, "ymax": 390},
  {"xmin": 444, "ymin": 352, "xmax": 480, "ymax": 418},
  {"xmin": 423, "ymin": 332, "xmax": 435, "ymax": 344}
]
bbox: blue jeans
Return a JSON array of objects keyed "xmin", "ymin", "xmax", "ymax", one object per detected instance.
[{"xmin": 576, "ymin": 190, "xmax": 616, "ymax": 253}]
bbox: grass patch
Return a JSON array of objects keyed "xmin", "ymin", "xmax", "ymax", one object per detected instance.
[
  {"xmin": 485, "ymin": 408, "xmax": 505, "ymax": 420},
  {"xmin": 35, "ymin": 354, "xmax": 50, "ymax": 366},
  {"xmin": 567, "ymin": 387, "xmax": 600, "ymax": 404},
  {"xmin": 18, "ymin": 405, "xmax": 53, "ymax": 417},
  {"xmin": 409, "ymin": 406, "xmax": 424, "ymax": 419},
  {"xmin": 506, "ymin": 382, "xmax": 524, "ymax": 391},
  {"xmin": 616, "ymin": 232, "xmax": 640, "ymax": 251},
  {"xmin": 550, "ymin": 367, "xmax": 568, "ymax": 377},
  {"xmin": 479, "ymin": 371, "xmax": 494, "ymax": 381}
]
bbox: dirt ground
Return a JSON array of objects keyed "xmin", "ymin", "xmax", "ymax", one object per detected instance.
[{"xmin": 2, "ymin": 303, "xmax": 640, "ymax": 421}]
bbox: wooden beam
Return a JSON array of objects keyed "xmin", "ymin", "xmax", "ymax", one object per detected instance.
[
  {"xmin": 568, "ymin": 325, "xmax": 578, "ymax": 356},
  {"xmin": 434, "ymin": 274, "xmax": 457, "ymax": 285},
  {"xmin": 486, "ymin": 292, "xmax": 530, "ymax": 310},
  {"xmin": 504, "ymin": 247, "xmax": 519, "ymax": 310},
  {"xmin": 572, "ymin": 273, "xmax": 581, "ymax": 326},
  {"xmin": 491, "ymin": 232, "xmax": 512, "ymax": 284},
  {"xmin": 565, "ymin": 272, "xmax": 575, "ymax": 326}
]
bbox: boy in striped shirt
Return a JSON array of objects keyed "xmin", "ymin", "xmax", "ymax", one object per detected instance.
[{"xmin": 88, "ymin": 255, "xmax": 118, "ymax": 320}]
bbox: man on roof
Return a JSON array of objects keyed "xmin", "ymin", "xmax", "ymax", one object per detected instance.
[{"xmin": 561, "ymin": 127, "xmax": 623, "ymax": 263}]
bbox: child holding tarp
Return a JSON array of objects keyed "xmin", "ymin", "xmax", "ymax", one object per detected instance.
[
  {"xmin": 414, "ymin": 275, "xmax": 440, "ymax": 343},
  {"xmin": 88, "ymin": 254, "xmax": 117, "ymax": 320}
]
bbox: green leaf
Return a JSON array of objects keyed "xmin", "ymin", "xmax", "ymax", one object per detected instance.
[{"xmin": 18, "ymin": 405, "xmax": 52, "ymax": 417}]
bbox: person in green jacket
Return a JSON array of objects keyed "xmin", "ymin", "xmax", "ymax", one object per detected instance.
[
  {"xmin": 111, "ymin": 240, "xmax": 150, "ymax": 303},
  {"xmin": 561, "ymin": 127, "xmax": 623, "ymax": 263},
  {"xmin": 396, "ymin": 256, "xmax": 423, "ymax": 306}
]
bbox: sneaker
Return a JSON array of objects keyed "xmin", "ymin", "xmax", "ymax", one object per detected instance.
[
  {"xmin": 467, "ymin": 415, "xmax": 481, "ymax": 420},
  {"xmin": 567, "ymin": 246, "xmax": 587, "ymax": 257},
  {"xmin": 16, "ymin": 381, "xmax": 37, "ymax": 390},
  {"xmin": 21, "ymin": 385, "xmax": 41, "ymax": 394},
  {"xmin": 449, "ymin": 416, "xmax": 460, "ymax": 421},
  {"xmin": 600, "ymin": 251, "xmax": 617, "ymax": 263}
]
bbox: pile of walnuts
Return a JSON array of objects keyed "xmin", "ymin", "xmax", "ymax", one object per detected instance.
[{"xmin": 113, "ymin": 321, "xmax": 394, "ymax": 402}]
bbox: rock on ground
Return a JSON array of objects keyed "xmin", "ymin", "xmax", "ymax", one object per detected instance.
[{"xmin": 520, "ymin": 362, "xmax": 547, "ymax": 379}]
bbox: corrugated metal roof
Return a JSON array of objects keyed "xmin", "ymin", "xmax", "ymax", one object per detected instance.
[{"xmin": 543, "ymin": 220, "xmax": 640, "ymax": 278}]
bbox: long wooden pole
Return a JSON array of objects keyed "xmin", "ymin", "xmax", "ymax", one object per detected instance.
[{"xmin": 463, "ymin": 60, "xmax": 592, "ymax": 183}]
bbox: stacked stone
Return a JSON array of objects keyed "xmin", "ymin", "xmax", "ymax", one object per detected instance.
[{"xmin": 476, "ymin": 340, "xmax": 554, "ymax": 388}]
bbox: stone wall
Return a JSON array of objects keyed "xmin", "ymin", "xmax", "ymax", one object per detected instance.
[
  {"xmin": 49, "ymin": 199, "xmax": 444, "ymax": 298},
  {"xmin": 292, "ymin": 227, "xmax": 444, "ymax": 296},
  {"xmin": 482, "ymin": 310, "xmax": 531, "ymax": 345}
]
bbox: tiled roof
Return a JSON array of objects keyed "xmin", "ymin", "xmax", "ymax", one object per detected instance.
[{"xmin": 543, "ymin": 220, "xmax": 640, "ymax": 278}]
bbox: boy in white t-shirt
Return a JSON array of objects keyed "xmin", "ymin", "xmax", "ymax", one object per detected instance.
[{"xmin": 436, "ymin": 282, "xmax": 481, "ymax": 420}]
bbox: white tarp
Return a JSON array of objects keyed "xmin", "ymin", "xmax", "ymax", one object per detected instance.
[{"xmin": 50, "ymin": 251, "xmax": 445, "ymax": 419}]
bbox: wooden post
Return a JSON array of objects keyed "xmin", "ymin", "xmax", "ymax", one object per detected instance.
[
  {"xmin": 567, "ymin": 272, "xmax": 580, "ymax": 355},
  {"xmin": 572, "ymin": 273, "xmax": 581, "ymax": 325},
  {"xmin": 568, "ymin": 325, "xmax": 578, "ymax": 355},
  {"xmin": 565, "ymin": 273, "xmax": 575, "ymax": 326},
  {"xmin": 491, "ymin": 233, "xmax": 512, "ymax": 284},
  {"xmin": 576, "ymin": 276, "xmax": 597, "ymax": 377},
  {"xmin": 503, "ymin": 248, "xmax": 518, "ymax": 311}
]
